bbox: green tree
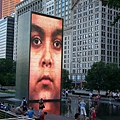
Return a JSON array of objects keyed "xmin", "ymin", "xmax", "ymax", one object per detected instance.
[
  {"xmin": 0, "ymin": 58, "xmax": 16, "ymax": 86},
  {"xmin": 86, "ymin": 61, "xmax": 120, "ymax": 91},
  {"xmin": 105, "ymin": 63, "xmax": 120, "ymax": 90},
  {"xmin": 86, "ymin": 61, "xmax": 106, "ymax": 90},
  {"xmin": 103, "ymin": 0, "xmax": 120, "ymax": 25},
  {"xmin": 62, "ymin": 69, "xmax": 72, "ymax": 89}
]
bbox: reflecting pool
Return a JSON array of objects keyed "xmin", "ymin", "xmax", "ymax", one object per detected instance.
[{"xmin": 61, "ymin": 98, "xmax": 120, "ymax": 120}]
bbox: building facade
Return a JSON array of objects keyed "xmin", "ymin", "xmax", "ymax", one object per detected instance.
[
  {"xmin": 70, "ymin": 0, "xmax": 120, "ymax": 87},
  {"xmin": 42, "ymin": 0, "xmax": 54, "ymax": 15},
  {"xmin": 1, "ymin": 0, "xmax": 20, "ymax": 18},
  {"xmin": 54, "ymin": 0, "xmax": 85, "ymax": 87},
  {"xmin": 13, "ymin": 0, "xmax": 120, "ymax": 88},
  {"xmin": 0, "ymin": 16, "xmax": 14, "ymax": 59}
]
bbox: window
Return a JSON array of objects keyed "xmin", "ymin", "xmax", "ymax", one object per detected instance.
[
  {"xmin": 88, "ymin": 21, "xmax": 93, "ymax": 26},
  {"xmin": 95, "ymin": 44, "xmax": 98, "ymax": 49},
  {"xmin": 95, "ymin": 31, "xmax": 99, "ymax": 36},
  {"xmin": 83, "ymin": 12, "xmax": 87, "ymax": 16},
  {"xmin": 78, "ymin": 8, "xmax": 82, "ymax": 12},
  {"xmin": 95, "ymin": 13, "xmax": 99, "ymax": 18},
  {"xmin": 89, "ymin": 9, "xmax": 93, "ymax": 14},
  {"xmin": 102, "ymin": 13, "xmax": 106, "ymax": 18},
  {"xmin": 94, "ymin": 56, "xmax": 98, "ymax": 61},
  {"xmin": 95, "ymin": 38, "xmax": 99, "ymax": 42},
  {"xmin": 78, "ymin": 13, "xmax": 82, "ymax": 18},
  {"xmin": 88, "ymin": 27, "xmax": 93, "ymax": 32},
  {"xmin": 95, "ymin": 50, "xmax": 98, "ymax": 54},
  {"xmin": 95, "ymin": 26, "xmax": 99, "ymax": 30},
  {"xmin": 95, "ymin": 1, "xmax": 99, "ymax": 7},
  {"xmin": 89, "ymin": 15, "xmax": 93, "ymax": 20},
  {"xmin": 95, "ymin": 7, "xmax": 99, "ymax": 12},
  {"xmin": 74, "ymin": 9, "xmax": 77, "ymax": 14},
  {"xmin": 83, "ymin": 6, "xmax": 87, "ymax": 11},
  {"xmin": 89, "ymin": 4, "xmax": 93, "ymax": 9},
  {"xmin": 95, "ymin": 19, "xmax": 99, "ymax": 24}
]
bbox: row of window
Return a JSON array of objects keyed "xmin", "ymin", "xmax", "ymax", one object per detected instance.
[
  {"xmin": 77, "ymin": 1, "xmax": 99, "ymax": 8},
  {"xmin": 17, "ymin": 1, "xmax": 41, "ymax": 16},
  {"xmin": 101, "ymin": 56, "xmax": 118, "ymax": 63},
  {"xmin": 56, "ymin": 0, "xmax": 70, "ymax": 9},
  {"xmin": 73, "ymin": 19, "xmax": 99, "ymax": 25},
  {"xmin": 74, "ymin": 26, "xmax": 99, "ymax": 33},
  {"xmin": 74, "ymin": 5, "xmax": 99, "ymax": 14},
  {"xmin": 47, "ymin": 5, "xmax": 54, "ymax": 11}
]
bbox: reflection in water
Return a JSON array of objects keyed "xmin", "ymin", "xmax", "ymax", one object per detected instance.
[
  {"xmin": 29, "ymin": 101, "xmax": 60, "ymax": 115},
  {"xmin": 61, "ymin": 100, "xmax": 77, "ymax": 118},
  {"xmin": 61, "ymin": 99, "xmax": 120, "ymax": 120}
]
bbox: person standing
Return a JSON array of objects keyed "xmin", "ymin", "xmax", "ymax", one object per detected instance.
[
  {"xmin": 21, "ymin": 97, "xmax": 27, "ymax": 112},
  {"xmin": 68, "ymin": 96, "xmax": 72, "ymax": 112},
  {"xmin": 79, "ymin": 99, "xmax": 87, "ymax": 118},
  {"xmin": 91, "ymin": 107, "xmax": 96, "ymax": 120},
  {"xmin": 39, "ymin": 98, "xmax": 45, "ymax": 115},
  {"xmin": 66, "ymin": 90, "xmax": 68, "ymax": 98},
  {"xmin": 78, "ymin": 95, "xmax": 81, "ymax": 113}
]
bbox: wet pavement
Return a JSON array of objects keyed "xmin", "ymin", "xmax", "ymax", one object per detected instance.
[{"xmin": 1, "ymin": 91, "xmax": 120, "ymax": 120}]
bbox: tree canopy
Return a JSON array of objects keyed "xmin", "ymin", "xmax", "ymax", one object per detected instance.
[
  {"xmin": 0, "ymin": 58, "xmax": 16, "ymax": 86},
  {"xmin": 86, "ymin": 61, "xmax": 120, "ymax": 91},
  {"xmin": 62, "ymin": 69, "xmax": 72, "ymax": 89}
]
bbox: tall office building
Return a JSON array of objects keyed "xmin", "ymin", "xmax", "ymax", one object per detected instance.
[
  {"xmin": 0, "ymin": 0, "xmax": 20, "ymax": 18},
  {"xmin": 13, "ymin": 0, "xmax": 120, "ymax": 88},
  {"xmin": 54, "ymin": 0, "xmax": 84, "ymax": 87},
  {"xmin": 0, "ymin": 16, "xmax": 14, "ymax": 59},
  {"xmin": 54, "ymin": 0, "xmax": 73, "ymax": 77},
  {"xmin": 69, "ymin": 0, "xmax": 120, "ymax": 87}
]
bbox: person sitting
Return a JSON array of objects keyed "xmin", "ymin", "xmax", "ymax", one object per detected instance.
[
  {"xmin": 27, "ymin": 107, "xmax": 36, "ymax": 118},
  {"xmin": 6, "ymin": 103, "xmax": 11, "ymax": 111},
  {"xmin": 40, "ymin": 112, "xmax": 47, "ymax": 120},
  {"xmin": 0, "ymin": 101, "xmax": 6, "ymax": 110},
  {"xmin": 15, "ymin": 106, "xmax": 24, "ymax": 115},
  {"xmin": 11, "ymin": 105, "xmax": 15, "ymax": 113}
]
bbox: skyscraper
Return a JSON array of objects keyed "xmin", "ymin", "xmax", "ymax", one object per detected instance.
[
  {"xmin": 70, "ymin": 0, "xmax": 120, "ymax": 87},
  {"xmin": 1, "ymin": 0, "xmax": 20, "ymax": 18},
  {"xmin": 0, "ymin": 16, "xmax": 14, "ymax": 59}
]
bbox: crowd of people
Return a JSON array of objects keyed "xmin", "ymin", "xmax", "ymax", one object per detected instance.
[
  {"xmin": 64, "ymin": 92, "xmax": 101, "ymax": 120},
  {"xmin": 0, "ymin": 97, "xmax": 47, "ymax": 120},
  {"xmin": 106, "ymin": 90, "xmax": 120, "ymax": 100},
  {"xmin": 2, "ymin": 90, "xmax": 119, "ymax": 120}
]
